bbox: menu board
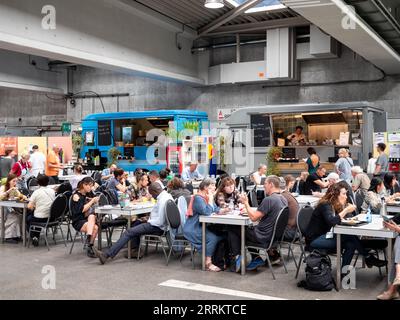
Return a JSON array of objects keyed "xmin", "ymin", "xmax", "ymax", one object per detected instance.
[
  {"xmin": 251, "ymin": 114, "xmax": 271, "ymax": 147},
  {"xmin": 98, "ymin": 120, "xmax": 112, "ymax": 146}
]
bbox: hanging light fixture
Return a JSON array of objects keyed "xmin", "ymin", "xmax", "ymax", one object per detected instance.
[{"xmin": 204, "ymin": 0, "xmax": 224, "ymax": 9}]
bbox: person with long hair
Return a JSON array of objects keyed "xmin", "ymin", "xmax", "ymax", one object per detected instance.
[
  {"xmin": 0, "ymin": 173, "xmax": 26, "ymax": 243},
  {"xmin": 131, "ymin": 172, "xmax": 151, "ymax": 201},
  {"xmin": 361, "ymin": 177, "xmax": 387, "ymax": 215},
  {"xmin": 70, "ymin": 177, "xmax": 100, "ymax": 258},
  {"xmin": 215, "ymin": 177, "xmax": 241, "ymax": 208},
  {"xmin": 306, "ymin": 147, "xmax": 320, "ymax": 175},
  {"xmin": 305, "ymin": 183, "xmax": 386, "ymax": 274},
  {"xmin": 183, "ymin": 178, "xmax": 223, "ymax": 272}
]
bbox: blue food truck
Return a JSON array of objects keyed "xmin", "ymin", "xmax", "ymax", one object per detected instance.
[{"xmin": 80, "ymin": 110, "xmax": 209, "ymax": 172}]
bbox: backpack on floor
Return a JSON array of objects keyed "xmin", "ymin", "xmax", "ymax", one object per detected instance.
[{"xmin": 298, "ymin": 250, "xmax": 335, "ymax": 291}]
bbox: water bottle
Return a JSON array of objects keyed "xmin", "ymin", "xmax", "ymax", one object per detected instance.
[
  {"xmin": 380, "ymin": 197, "xmax": 387, "ymax": 217},
  {"xmin": 229, "ymin": 198, "xmax": 234, "ymax": 211},
  {"xmin": 366, "ymin": 206, "xmax": 372, "ymax": 223}
]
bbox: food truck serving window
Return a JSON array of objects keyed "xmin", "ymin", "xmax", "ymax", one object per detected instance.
[{"xmin": 98, "ymin": 120, "xmax": 112, "ymax": 146}]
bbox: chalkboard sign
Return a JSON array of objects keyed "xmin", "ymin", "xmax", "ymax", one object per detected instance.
[
  {"xmin": 98, "ymin": 120, "xmax": 112, "ymax": 146},
  {"xmin": 251, "ymin": 114, "xmax": 271, "ymax": 147},
  {"xmin": 282, "ymin": 147, "xmax": 296, "ymax": 159}
]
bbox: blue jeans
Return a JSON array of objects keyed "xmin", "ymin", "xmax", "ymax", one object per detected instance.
[
  {"xmin": 310, "ymin": 234, "xmax": 366, "ymax": 269},
  {"xmin": 105, "ymin": 222, "xmax": 163, "ymax": 258}
]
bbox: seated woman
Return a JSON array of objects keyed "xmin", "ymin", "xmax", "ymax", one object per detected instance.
[
  {"xmin": 167, "ymin": 177, "xmax": 191, "ymax": 204},
  {"xmin": 70, "ymin": 177, "xmax": 100, "ymax": 258},
  {"xmin": 361, "ymin": 177, "xmax": 387, "ymax": 215},
  {"xmin": 215, "ymin": 177, "xmax": 241, "ymax": 208},
  {"xmin": 130, "ymin": 172, "xmax": 151, "ymax": 201},
  {"xmin": 378, "ymin": 217, "xmax": 400, "ymax": 300},
  {"xmin": 69, "ymin": 165, "xmax": 85, "ymax": 190},
  {"xmin": 305, "ymin": 183, "xmax": 387, "ymax": 275},
  {"xmin": 183, "ymin": 178, "xmax": 223, "ymax": 272},
  {"xmin": 27, "ymin": 174, "xmax": 56, "ymax": 246},
  {"xmin": 384, "ymin": 172, "xmax": 400, "ymax": 198},
  {"xmin": 0, "ymin": 174, "xmax": 26, "ymax": 243}
]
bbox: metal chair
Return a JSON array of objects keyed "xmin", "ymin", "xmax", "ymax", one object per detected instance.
[
  {"xmin": 28, "ymin": 194, "xmax": 68, "ymax": 250},
  {"xmin": 245, "ymin": 207, "xmax": 290, "ymax": 280},
  {"xmin": 294, "ymin": 205, "xmax": 315, "ymax": 279},
  {"xmin": 27, "ymin": 177, "xmax": 38, "ymax": 193},
  {"xmin": 164, "ymin": 199, "xmax": 193, "ymax": 266},
  {"xmin": 68, "ymin": 194, "xmax": 87, "ymax": 254},
  {"xmin": 249, "ymin": 189, "xmax": 258, "ymax": 207}
]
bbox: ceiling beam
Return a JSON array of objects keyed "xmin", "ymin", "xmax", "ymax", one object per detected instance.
[
  {"xmin": 205, "ymin": 16, "xmax": 310, "ymax": 36},
  {"xmin": 198, "ymin": 0, "xmax": 264, "ymax": 37}
]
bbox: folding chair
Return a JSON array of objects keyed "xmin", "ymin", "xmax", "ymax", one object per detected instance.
[{"xmin": 246, "ymin": 207, "xmax": 290, "ymax": 280}]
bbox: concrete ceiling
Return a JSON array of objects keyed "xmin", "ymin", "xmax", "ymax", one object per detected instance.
[{"xmin": 281, "ymin": 0, "xmax": 400, "ymax": 74}]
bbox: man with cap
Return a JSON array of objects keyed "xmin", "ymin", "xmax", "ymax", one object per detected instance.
[
  {"xmin": 45, "ymin": 144, "xmax": 63, "ymax": 183},
  {"xmin": 94, "ymin": 181, "xmax": 173, "ymax": 264}
]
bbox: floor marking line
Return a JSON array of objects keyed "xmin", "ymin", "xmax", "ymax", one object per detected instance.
[{"xmin": 159, "ymin": 279, "xmax": 286, "ymax": 300}]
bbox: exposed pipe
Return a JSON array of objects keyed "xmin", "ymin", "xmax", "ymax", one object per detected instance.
[
  {"xmin": 192, "ymin": 33, "xmax": 309, "ymax": 53},
  {"xmin": 236, "ymin": 34, "xmax": 241, "ymax": 63}
]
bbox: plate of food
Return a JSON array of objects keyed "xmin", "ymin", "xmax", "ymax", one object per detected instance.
[{"xmin": 341, "ymin": 217, "xmax": 367, "ymax": 226}]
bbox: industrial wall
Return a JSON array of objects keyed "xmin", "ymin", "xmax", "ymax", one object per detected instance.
[{"xmin": 67, "ymin": 45, "xmax": 400, "ymax": 123}]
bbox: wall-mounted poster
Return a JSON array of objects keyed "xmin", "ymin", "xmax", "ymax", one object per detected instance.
[
  {"xmin": 0, "ymin": 137, "xmax": 17, "ymax": 156},
  {"xmin": 388, "ymin": 132, "xmax": 400, "ymax": 142}
]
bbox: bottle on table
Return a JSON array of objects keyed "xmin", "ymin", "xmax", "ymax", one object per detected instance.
[
  {"xmin": 380, "ymin": 197, "xmax": 387, "ymax": 217},
  {"xmin": 366, "ymin": 206, "xmax": 372, "ymax": 223}
]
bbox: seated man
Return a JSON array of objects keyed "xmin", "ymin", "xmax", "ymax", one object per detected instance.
[
  {"xmin": 280, "ymin": 177, "xmax": 299, "ymax": 241},
  {"xmin": 181, "ymin": 162, "xmax": 203, "ymax": 182},
  {"xmin": 94, "ymin": 182, "xmax": 173, "ymax": 264},
  {"xmin": 227, "ymin": 176, "xmax": 288, "ymax": 273},
  {"xmin": 251, "ymin": 164, "xmax": 267, "ymax": 185},
  {"xmin": 149, "ymin": 170, "xmax": 165, "ymax": 190},
  {"xmin": 101, "ymin": 164, "xmax": 117, "ymax": 183},
  {"xmin": 303, "ymin": 166, "xmax": 329, "ymax": 195},
  {"xmin": 312, "ymin": 172, "xmax": 340, "ymax": 198}
]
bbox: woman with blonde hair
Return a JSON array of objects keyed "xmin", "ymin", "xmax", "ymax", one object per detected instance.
[
  {"xmin": 335, "ymin": 148, "xmax": 354, "ymax": 184},
  {"xmin": 10, "ymin": 151, "xmax": 31, "ymax": 189}
]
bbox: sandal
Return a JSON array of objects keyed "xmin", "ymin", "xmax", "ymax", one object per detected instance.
[{"xmin": 206, "ymin": 263, "xmax": 221, "ymax": 272}]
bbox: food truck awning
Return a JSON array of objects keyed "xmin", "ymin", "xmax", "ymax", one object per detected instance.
[
  {"xmin": 83, "ymin": 110, "xmax": 208, "ymax": 121},
  {"xmin": 226, "ymin": 101, "xmax": 385, "ymax": 127}
]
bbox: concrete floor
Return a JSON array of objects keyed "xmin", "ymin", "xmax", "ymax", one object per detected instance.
[{"xmin": 0, "ymin": 231, "xmax": 389, "ymax": 300}]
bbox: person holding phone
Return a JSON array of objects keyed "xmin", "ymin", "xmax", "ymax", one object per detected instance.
[{"xmin": 70, "ymin": 177, "xmax": 99, "ymax": 258}]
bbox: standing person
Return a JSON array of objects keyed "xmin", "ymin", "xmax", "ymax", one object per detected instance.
[
  {"xmin": 27, "ymin": 174, "xmax": 55, "ymax": 246},
  {"xmin": 10, "ymin": 152, "xmax": 32, "ymax": 189},
  {"xmin": 45, "ymin": 145, "xmax": 63, "ymax": 184},
  {"xmin": 251, "ymin": 164, "xmax": 267, "ymax": 185},
  {"xmin": 374, "ymin": 143, "xmax": 389, "ymax": 178},
  {"xmin": 287, "ymin": 126, "xmax": 307, "ymax": 145},
  {"xmin": 183, "ymin": 178, "xmax": 223, "ymax": 272},
  {"xmin": 29, "ymin": 145, "xmax": 46, "ymax": 177},
  {"xmin": 70, "ymin": 177, "xmax": 100, "ymax": 258},
  {"xmin": 0, "ymin": 150, "xmax": 15, "ymax": 180},
  {"xmin": 0, "ymin": 174, "xmax": 26, "ymax": 243},
  {"xmin": 305, "ymin": 147, "xmax": 320, "ymax": 175},
  {"xmin": 335, "ymin": 148, "xmax": 354, "ymax": 184}
]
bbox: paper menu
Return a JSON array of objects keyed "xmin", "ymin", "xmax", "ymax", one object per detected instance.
[
  {"xmin": 388, "ymin": 132, "xmax": 400, "ymax": 142},
  {"xmin": 389, "ymin": 144, "xmax": 400, "ymax": 158},
  {"xmin": 338, "ymin": 132, "xmax": 350, "ymax": 146}
]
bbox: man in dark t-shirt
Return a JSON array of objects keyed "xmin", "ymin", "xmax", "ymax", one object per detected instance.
[
  {"xmin": 303, "ymin": 166, "xmax": 329, "ymax": 195},
  {"xmin": 227, "ymin": 175, "xmax": 288, "ymax": 273}
]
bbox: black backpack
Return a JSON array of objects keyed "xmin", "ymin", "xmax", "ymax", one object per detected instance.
[{"xmin": 298, "ymin": 250, "xmax": 336, "ymax": 291}]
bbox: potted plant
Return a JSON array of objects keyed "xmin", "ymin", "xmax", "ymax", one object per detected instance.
[
  {"xmin": 107, "ymin": 147, "xmax": 121, "ymax": 166},
  {"xmin": 266, "ymin": 147, "xmax": 282, "ymax": 176}
]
